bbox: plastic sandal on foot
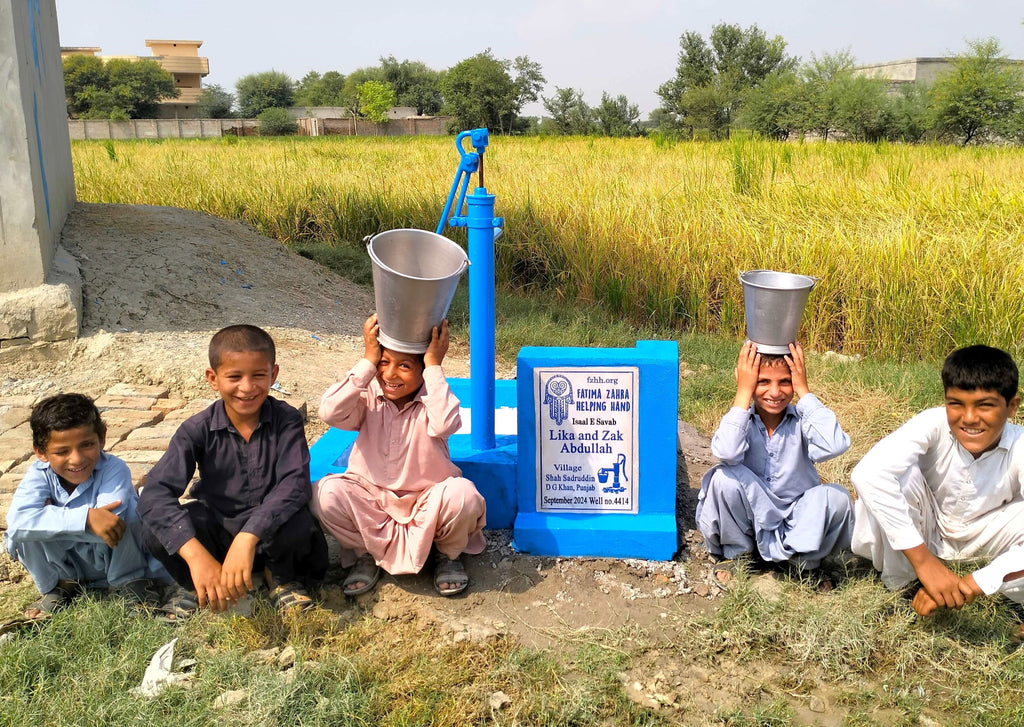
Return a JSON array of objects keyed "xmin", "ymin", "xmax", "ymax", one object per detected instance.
[
  {"xmin": 434, "ymin": 552, "xmax": 469, "ymax": 597},
  {"xmin": 343, "ymin": 554, "xmax": 381, "ymax": 597}
]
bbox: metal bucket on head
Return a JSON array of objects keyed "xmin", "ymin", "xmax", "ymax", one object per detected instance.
[
  {"xmin": 739, "ymin": 270, "xmax": 816, "ymax": 354},
  {"xmin": 367, "ymin": 229, "xmax": 469, "ymax": 354}
]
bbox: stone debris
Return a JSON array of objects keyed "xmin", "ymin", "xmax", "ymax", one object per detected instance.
[
  {"xmin": 449, "ymin": 617, "xmax": 504, "ymax": 644},
  {"xmin": 277, "ymin": 645, "xmax": 296, "ymax": 669},
  {"xmin": 213, "ymin": 690, "xmax": 247, "ymax": 709},
  {"xmin": 251, "ymin": 647, "xmax": 281, "ymax": 664},
  {"xmin": 488, "ymin": 690, "xmax": 511, "ymax": 711}
]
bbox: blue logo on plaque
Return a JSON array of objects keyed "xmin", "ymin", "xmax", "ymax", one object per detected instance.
[
  {"xmin": 543, "ymin": 375, "xmax": 573, "ymax": 426},
  {"xmin": 599, "ymin": 453, "xmax": 628, "ymax": 493}
]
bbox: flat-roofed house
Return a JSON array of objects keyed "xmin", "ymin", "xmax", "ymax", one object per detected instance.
[
  {"xmin": 144, "ymin": 40, "xmax": 208, "ymax": 118},
  {"xmin": 61, "ymin": 39, "xmax": 210, "ymax": 118},
  {"xmin": 854, "ymin": 57, "xmax": 1024, "ymax": 93}
]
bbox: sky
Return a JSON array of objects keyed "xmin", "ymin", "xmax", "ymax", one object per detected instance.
[{"xmin": 55, "ymin": 0, "xmax": 1024, "ymax": 117}]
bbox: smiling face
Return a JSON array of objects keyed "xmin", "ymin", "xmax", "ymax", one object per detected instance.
[
  {"xmin": 944, "ymin": 387, "xmax": 1020, "ymax": 458},
  {"xmin": 752, "ymin": 361, "xmax": 795, "ymax": 424},
  {"xmin": 206, "ymin": 349, "xmax": 279, "ymax": 427},
  {"xmin": 35, "ymin": 425, "xmax": 104, "ymax": 490},
  {"xmin": 376, "ymin": 348, "xmax": 425, "ymax": 409}
]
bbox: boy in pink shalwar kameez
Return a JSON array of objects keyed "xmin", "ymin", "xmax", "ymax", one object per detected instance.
[{"xmin": 312, "ymin": 314, "xmax": 486, "ymax": 596}]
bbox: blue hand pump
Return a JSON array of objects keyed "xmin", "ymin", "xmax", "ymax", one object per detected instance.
[{"xmin": 438, "ymin": 129, "xmax": 504, "ymax": 450}]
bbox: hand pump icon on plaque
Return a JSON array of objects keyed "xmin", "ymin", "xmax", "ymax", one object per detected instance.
[{"xmin": 599, "ymin": 453, "xmax": 628, "ymax": 494}]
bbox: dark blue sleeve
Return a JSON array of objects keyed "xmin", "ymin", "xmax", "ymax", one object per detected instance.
[
  {"xmin": 239, "ymin": 403, "xmax": 311, "ymax": 541},
  {"xmin": 137, "ymin": 416, "xmax": 203, "ymax": 555}
]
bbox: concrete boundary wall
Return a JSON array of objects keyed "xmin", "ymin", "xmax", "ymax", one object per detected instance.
[
  {"xmin": 298, "ymin": 116, "xmax": 450, "ymax": 136},
  {"xmin": 68, "ymin": 116, "xmax": 449, "ymax": 139},
  {"xmin": 68, "ymin": 118, "xmax": 259, "ymax": 140},
  {"xmin": 0, "ymin": 0, "xmax": 75, "ymax": 293}
]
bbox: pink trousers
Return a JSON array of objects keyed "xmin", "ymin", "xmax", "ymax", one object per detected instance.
[{"xmin": 311, "ymin": 474, "xmax": 486, "ymax": 574}]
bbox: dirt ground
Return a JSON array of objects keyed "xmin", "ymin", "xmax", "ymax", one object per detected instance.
[{"xmin": 0, "ymin": 203, "xmax": 884, "ymax": 724}]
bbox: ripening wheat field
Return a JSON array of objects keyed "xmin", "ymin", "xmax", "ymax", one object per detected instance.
[{"xmin": 72, "ymin": 136, "xmax": 1024, "ymax": 360}]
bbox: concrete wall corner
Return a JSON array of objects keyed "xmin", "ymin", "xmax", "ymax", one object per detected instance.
[{"xmin": 0, "ymin": 0, "xmax": 76, "ymax": 294}]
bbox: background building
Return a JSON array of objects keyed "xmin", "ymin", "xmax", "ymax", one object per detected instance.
[{"xmin": 61, "ymin": 39, "xmax": 209, "ymax": 118}]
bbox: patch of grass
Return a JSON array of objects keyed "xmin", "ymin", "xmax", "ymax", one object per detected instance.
[
  {"xmin": 682, "ymin": 569, "xmax": 1024, "ymax": 723},
  {"xmin": 716, "ymin": 697, "xmax": 794, "ymax": 726},
  {"xmin": 292, "ymin": 241, "xmax": 374, "ymax": 287},
  {"xmin": 0, "ymin": 598, "xmax": 661, "ymax": 727}
]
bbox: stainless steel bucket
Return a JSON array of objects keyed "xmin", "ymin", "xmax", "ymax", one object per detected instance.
[
  {"xmin": 739, "ymin": 270, "xmax": 816, "ymax": 354},
  {"xmin": 367, "ymin": 229, "xmax": 469, "ymax": 354}
]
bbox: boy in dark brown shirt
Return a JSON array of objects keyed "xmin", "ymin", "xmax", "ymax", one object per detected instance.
[{"xmin": 138, "ymin": 325, "xmax": 327, "ymax": 620}]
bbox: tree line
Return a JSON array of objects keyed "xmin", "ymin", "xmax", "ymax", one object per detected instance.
[
  {"xmin": 657, "ymin": 27, "xmax": 1024, "ymax": 146},
  {"xmin": 62, "ymin": 28, "xmax": 1024, "ymax": 145}
]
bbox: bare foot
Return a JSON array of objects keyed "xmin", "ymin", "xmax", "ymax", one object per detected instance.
[{"xmin": 1012, "ymin": 623, "xmax": 1024, "ymax": 643}]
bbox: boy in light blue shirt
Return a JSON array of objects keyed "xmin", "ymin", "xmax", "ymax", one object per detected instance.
[
  {"xmin": 696, "ymin": 342, "xmax": 853, "ymax": 582},
  {"xmin": 5, "ymin": 394, "xmax": 168, "ymax": 619}
]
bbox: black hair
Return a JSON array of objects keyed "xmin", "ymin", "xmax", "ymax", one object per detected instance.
[
  {"xmin": 30, "ymin": 393, "xmax": 106, "ymax": 451},
  {"xmin": 758, "ymin": 353, "xmax": 791, "ymax": 370},
  {"xmin": 941, "ymin": 345, "xmax": 1018, "ymax": 403},
  {"xmin": 208, "ymin": 324, "xmax": 276, "ymax": 370}
]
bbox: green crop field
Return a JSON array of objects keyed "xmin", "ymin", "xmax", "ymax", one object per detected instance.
[{"xmin": 72, "ymin": 135, "xmax": 1024, "ymax": 362}]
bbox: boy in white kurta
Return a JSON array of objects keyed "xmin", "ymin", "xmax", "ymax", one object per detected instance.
[
  {"xmin": 852, "ymin": 345, "xmax": 1024, "ymax": 622},
  {"xmin": 312, "ymin": 315, "xmax": 485, "ymax": 597}
]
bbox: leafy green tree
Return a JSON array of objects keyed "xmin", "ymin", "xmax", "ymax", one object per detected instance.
[
  {"xmin": 929, "ymin": 38, "xmax": 1024, "ymax": 145},
  {"xmin": 440, "ymin": 50, "xmax": 545, "ymax": 133},
  {"xmin": 791, "ymin": 50, "xmax": 856, "ymax": 140},
  {"xmin": 196, "ymin": 84, "xmax": 234, "ymax": 118},
  {"xmin": 257, "ymin": 107, "xmax": 297, "ymax": 135},
  {"xmin": 236, "ymin": 71, "xmax": 294, "ymax": 117},
  {"xmin": 657, "ymin": 23, "xmax": 795, "ymax": 137},
  {"xmin": 542, "ymin": 87, "xmax": 593, "ymax": 134},
  {"xmin": 889, "ymin": 83, "xmax": 930, "ymax": 142},
  {"xmin": 595, "ymin": 93, "xmax": 641, "ymax": 137},
  {"xmin": 294, "ymin": 70, "xmax": 347, "ymax": 107},
  {"xmin": 833, "ymin": 74, "xmax": 891, "ymax": 141},
  {"xmin": 379, "ymin": 56, "xmax": 443, "ymax": 115},
  {"xmin": 62, "ymin": 55, "xmax": 178, "ymax": 119},
  {"xmin": 357, "ymin": 80, "xmax": 397, "ymax": 128},
  {"xmin": 739, "ymin": 70, "xmax": 800, "ymax": 139},
  {"xmin": 63, "ymin": 55, "xmax": 107, "ymax": 117},
  {"xmin": 511, "ymin": 56, "xmax": 546, "ymax": 120},
  {"xmin": 341, "ymin": 66, "xmax": 385, "ymax": 116},
  {"xmin": 536, "ymin": 116, "xmax": 560, "ymax": 135}
]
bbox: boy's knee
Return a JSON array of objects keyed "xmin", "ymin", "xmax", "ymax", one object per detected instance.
[
  {"xmin": 705, "ymin": 467, "xmax": 754, "ymax": 504},
  {"xmin": 822, "ymin": 484, "xmax": 854, "ymax": 514},
  {"xmin": 442, "ymin": 478, "xmax": 485, "ymax": 511}
]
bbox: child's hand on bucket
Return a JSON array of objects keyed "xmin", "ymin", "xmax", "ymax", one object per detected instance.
[
  {"xmin": 732, "ymin": 341, "xmax": 761, "ymax": 409},
  {"xmin": 785, "ymin": 342, "xmax": 811, "ymax": 397},
  {"xmin": 424, "ymin": 320, "xmax": 450, "ymax": 368},
  {"xmin": 363, "ymin": 314, "xmax": 382, "ymax": 365}
]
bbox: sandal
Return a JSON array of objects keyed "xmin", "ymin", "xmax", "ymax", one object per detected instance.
[
  {"xmin": 711, "ymin": 559, "xmax": 738, "ymax": 590},
  {"xmin": 155, "ymin": 585, "xmax": 199, "ymax": 624},
  {"xmin": 343, "ymin": 554, "xmax": 381, "ymax": 597},
  {"xmin": 115, "ymin": 579, "xmax": 165, "ymax": 610},
  {"xmin": 0, "ymin": 617, "xmax": 45, "ymax": 639},
  {"xmin": 268, "ymin": 582, "xmax": 314, "ymax": 614},
  {"xmin": 434, "ymin": 552, "xmax": 469, "ymax": 597},
  {"xmin": 25, "ymin": 579, "xmax": 81, "ymax": 620}
]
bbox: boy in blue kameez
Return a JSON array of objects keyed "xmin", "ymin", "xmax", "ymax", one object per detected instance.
[
  {"xmin": 5, "ymin": 394, "xmax": 168, "ymax": 619},
  {"xmin": 696, "ymin": 342, "xmax": 853, "ymax": 583}
]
